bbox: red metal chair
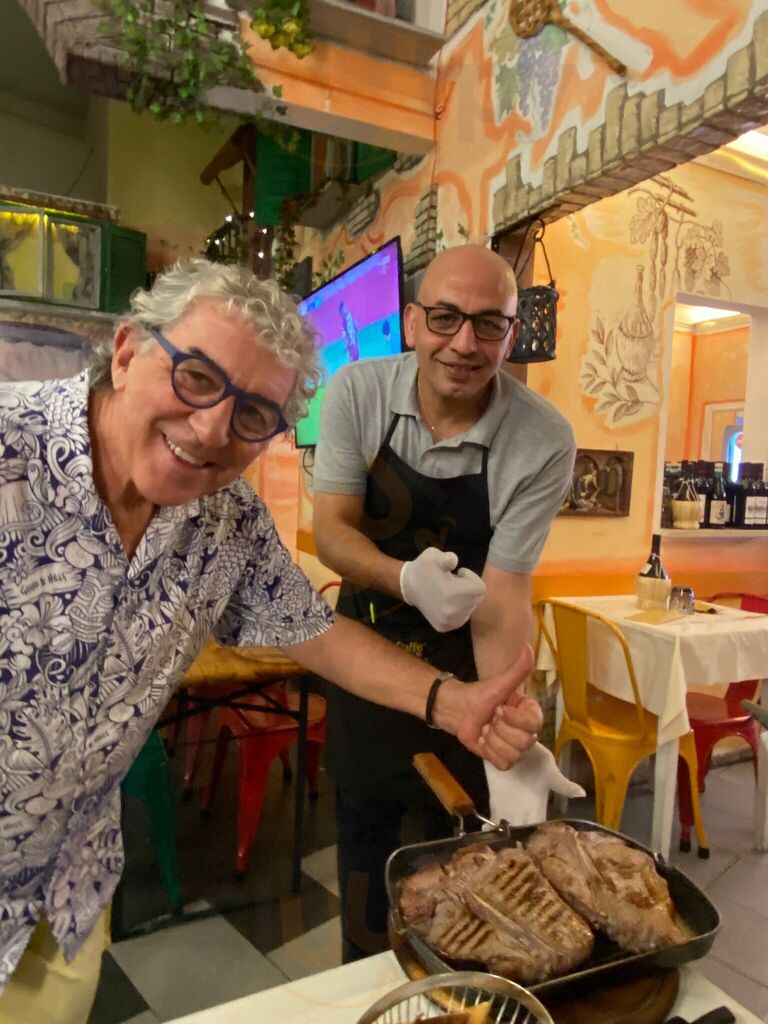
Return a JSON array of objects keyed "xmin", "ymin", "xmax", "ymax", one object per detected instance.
[
  {"xmin": 678, "ymin": 592, "xmax": 768, "ymax": 851},
  {"xmin": 202, "ymin": 681, "xmax": 327, "ymax": 874}
]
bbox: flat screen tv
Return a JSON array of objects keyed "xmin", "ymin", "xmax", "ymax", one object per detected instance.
[{"xmin": 294, "ymin": 237, "xmax": 404, "ymax": 448}]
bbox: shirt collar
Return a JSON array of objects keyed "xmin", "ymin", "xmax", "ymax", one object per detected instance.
[{"xmin": 390, "ymin": 351, "xmax": 507, "ymax": 449}]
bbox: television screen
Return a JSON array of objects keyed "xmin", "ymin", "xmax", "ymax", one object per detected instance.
[{"xmin": 294, "ymin": 237, "xmax": 403, "ymax": 448}]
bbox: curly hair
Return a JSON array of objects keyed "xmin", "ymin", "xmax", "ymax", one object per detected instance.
[{"xmin": 89, "ymin": 259, "xmax": 321, "ymax": 426}]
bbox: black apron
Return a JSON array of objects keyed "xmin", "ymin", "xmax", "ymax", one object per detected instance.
[{"xmin": 327, "ymin": 413, "xmax": 493, "ymax": 807}]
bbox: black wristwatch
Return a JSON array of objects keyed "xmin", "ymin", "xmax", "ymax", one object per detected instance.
[{"xmin": 425, "ymin": 672, "xmax": 456, "ymax": 729}]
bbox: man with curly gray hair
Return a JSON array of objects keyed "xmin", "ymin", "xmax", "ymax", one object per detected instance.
[{"xmin": 0, "ymin": 258, "xmax": 536, "ymax": 1024}]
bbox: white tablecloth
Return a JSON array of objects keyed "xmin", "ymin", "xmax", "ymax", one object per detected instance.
[
  {"xmin": 166, "ymin": 951, "xmax": 762, "ymax": 1023},
  {"xmin": 537, "ymin": 595, "xmax": 768, "ymax": 857},
  {"xmin": 537, "ymin": 595, "xmax": 768, "ymax": 744}
]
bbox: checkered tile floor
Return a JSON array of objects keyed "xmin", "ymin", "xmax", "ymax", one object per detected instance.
[{"xmin": 90, "ymin": 748, "xmax": 768, "ymax": 1023}]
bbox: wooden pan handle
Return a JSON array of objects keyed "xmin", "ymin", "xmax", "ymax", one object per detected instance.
[{"xmin": 413, "ymin": 753, "xmax": 476, "ymax": 819}]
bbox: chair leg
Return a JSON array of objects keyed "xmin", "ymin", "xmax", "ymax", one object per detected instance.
[
  {"xmin": 202, "ymin": 719, "xmax": 233, "ymax": 813},
  {"xmin": 677, "ymin": 756, "xmax": 694, "ymax": 851},
  {"xmin": 304, "ymin": 740, "xmax": 322, "ymax": 800},
  {"xmin": 144, "ymin": 753, "xmax": 184, "ymax": 912},
  {"xmin": 183, "ymin": 708, "xmax": 212, "ymax": 796},
  {"xmin": 679, "ymin": 732, "xmax": 710, "ymax": 858},
  {"xmin": 279, "ymin": 748, "xmax": 293, "ymax": 782},
  {"xmin": 235, "ymin": 733, "xmax": 294, "ymax": 875}
]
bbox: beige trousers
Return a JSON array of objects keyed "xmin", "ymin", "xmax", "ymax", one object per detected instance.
[{"xmin": 0, "ymin": 911, "xmax": 109, "ymax": 1024}]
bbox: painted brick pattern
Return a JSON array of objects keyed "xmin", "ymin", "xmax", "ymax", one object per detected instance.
[
  {"xmin": 403, "ymin": 185, "xmax": 438, "ymax": 273},
  {"xmin": 493, "ymin": 10, "xmax": 768, "ymax": 232},
  {"xmin": 445, "ymin": 0, "xmax": 488, "ymax": 37}
]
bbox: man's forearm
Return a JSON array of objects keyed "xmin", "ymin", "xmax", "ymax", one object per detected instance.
[
  {"xmin": 285, "ymin": 615, "xmax": 450, "ymax": 725},
  {"xmin": 471, "ymin": 574, "xmax": 533, "ymax": 679},
  {"xmin": 314, "ymin": 516, "xmax": 403, "ymax": 599}
]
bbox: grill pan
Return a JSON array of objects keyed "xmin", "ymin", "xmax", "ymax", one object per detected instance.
[{"xmin": 386, "ymin": 755, "xmax": 720, "ymax": 1006}]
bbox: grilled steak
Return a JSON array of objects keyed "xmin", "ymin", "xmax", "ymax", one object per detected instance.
[
  {"xmin": 526, "ymin": 822, "xmax": 686, "ymax": 953},
  {"xmin": 398, "ymin": 843, "xmax": 594, "ymax": 983}
]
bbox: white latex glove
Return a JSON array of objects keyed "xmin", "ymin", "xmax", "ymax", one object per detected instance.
[
  {"xmin": 400, "ymin": 547, "xmax": 486, "ymax": 633},
  {"xmin": 484, "ymin": 742, "xmax": 586, "ymax": 826}
]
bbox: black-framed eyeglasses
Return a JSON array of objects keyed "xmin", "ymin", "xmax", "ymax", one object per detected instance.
[
  {"xmin": 147, "ymin": 326, "xmax": 289, "ymax": 443},
  {"xmin": 415, "ymin": 302, "xmax": 517, "ymax": 343}
]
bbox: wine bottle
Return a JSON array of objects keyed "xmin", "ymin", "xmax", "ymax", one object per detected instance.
[
  {"xmin": 744, "ymin": 464, "xmax": 761, "ymax": 530},
  {"xmin": 635, "ymin": 534, "xmax": 672, "ymax": 609},
  {"xmin": 672, "ymin": 461, "xmax": 700, "ymax": 530},
  {"xmin": 696, "ymin": 460, "xmax": 713, "ymax": 528},
  {"xmin": 707, "ymin": 462, "xmax": 728, "ymax": 529},
  {"xmin": 755, "ymin": 464, "xmax": 768, "ymax": 530}
]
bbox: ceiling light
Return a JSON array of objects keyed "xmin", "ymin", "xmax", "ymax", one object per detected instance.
[{"xmin": 225, "ymin": 214, "xmax": 233, "ymax": 223}]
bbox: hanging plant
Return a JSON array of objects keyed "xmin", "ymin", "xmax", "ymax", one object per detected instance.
[
  {"xmin": 251, "ymin": 1, "xmax": 314, "ymax": 58},
  {"xmin": 92, "ymin": 0, "xmax": 312, "ymax": 129}
]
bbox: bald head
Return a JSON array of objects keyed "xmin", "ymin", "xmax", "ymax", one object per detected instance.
[{"xmin": 418, "ymin": 245, "xmax": 518, "ymax": 314}]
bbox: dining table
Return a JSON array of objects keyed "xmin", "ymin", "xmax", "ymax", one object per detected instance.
[
  {"xmin": 536, "ymin": 594, "xmax": 768, "ymax": 860},
  {"xmin": 164, "ymin": 950, "xmax": 762, "ymax": 1023}
]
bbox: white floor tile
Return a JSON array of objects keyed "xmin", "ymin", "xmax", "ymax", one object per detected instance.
[
  {"xmin": 697, "ymin": 956, "xmax": 768, "ymax": 1020},
  {"xmin": 669, "ymin": 845, "xmax": 738, "ymax": 891},
  {"xmin": 267, "ymin": 917, "xmax": 342, "ymax": 981},
  {"xmin": 704, "ymin": 895, "xmax": 768, "ymax": 987},
  {"xmin": 110, "ymin": 915, "xmax": 288, "ymax": 1021},
  {"xmin": 301, "ymin": 845, "xmax": 339, "ymax": 897},
  {"xmin": 707, "ymin": 851, "xmax": 768, "ymax": 915}
]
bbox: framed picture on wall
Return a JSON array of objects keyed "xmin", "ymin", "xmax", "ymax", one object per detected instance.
[{"xmin": 559, "ymin": 448, "xmax": 634, "ymax": 517}]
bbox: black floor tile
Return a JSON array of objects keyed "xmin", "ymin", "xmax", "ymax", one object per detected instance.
[
  {"xmin": 224, "ymin": 873, "xmax": 340, "ymax": 953},
  {"xmin": 89, "ymin": 952, "xmax": 149, "ymax": 1024},
  {"xmin": 116, "ymin": 739, "xmax": 339, "ymax": 936}
]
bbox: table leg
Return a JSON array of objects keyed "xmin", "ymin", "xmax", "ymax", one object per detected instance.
[
  {"xmin": 651, "ymin": 737, "xmax": 679, "ymax": 860},
  {"xmin": 554, "ymin": 688, "xmax": 572, "ymax": 815},
  {"xmin": 291, "ymin": 678, "xmax": 309, "ymax": 893},
  {"xmin": 754, "ymin": 679, "xmax": 768, "ymax": 852}
]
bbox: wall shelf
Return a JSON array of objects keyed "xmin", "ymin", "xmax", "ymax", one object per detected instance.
[{"xmin": 660, "ymin": 528, "xmax": 765, "ymax": 540}]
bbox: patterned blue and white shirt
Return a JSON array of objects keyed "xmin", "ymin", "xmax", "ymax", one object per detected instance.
[{"xmin": 0, "ymin": 371, "xmax": 334, "ymax": 987}]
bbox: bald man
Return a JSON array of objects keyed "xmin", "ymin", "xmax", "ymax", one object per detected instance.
[{"xmin": 312, "ymin": 245, "xmax": 576, "ymax": 960}]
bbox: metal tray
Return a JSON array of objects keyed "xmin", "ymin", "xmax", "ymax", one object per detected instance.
[{"xmin": 386, "ymin": 818, "xmax": 721, "ymax": 1006}]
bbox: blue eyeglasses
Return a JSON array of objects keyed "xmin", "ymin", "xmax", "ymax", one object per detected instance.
[{"xmin": 148, "ymin": 326, "xmax": 289, "ymax": 443}]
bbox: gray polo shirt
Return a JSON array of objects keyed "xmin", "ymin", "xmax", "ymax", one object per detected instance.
[{"xmin": 313, "ymin": 352, "xmax": 575, "ymax": 574}]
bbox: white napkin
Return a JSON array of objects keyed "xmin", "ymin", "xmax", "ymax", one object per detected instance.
[{"xmin": 484, "ymin": 742, "xmax": 586, "ymax": 826}]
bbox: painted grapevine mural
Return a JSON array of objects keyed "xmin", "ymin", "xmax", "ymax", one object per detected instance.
[{"xmin": 579, "ymin": 176, "xmax": 732, "ymax": 426}]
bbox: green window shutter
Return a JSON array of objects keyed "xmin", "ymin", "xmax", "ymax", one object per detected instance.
[
  {"xmin": 254, "ymin": 130, "xmax": 313, "ymax": 226},
  {"xmin": 352, "ymin": 142, "xmax": 396, "ymax": 184},
  {"xmin": 100, "ymin": 225, "xmax": 147, "ymax": 314}
]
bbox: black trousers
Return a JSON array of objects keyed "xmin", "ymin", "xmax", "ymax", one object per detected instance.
[{"xmin": 335, "ymin": 785, "xmax": 458, "ymax": 963}]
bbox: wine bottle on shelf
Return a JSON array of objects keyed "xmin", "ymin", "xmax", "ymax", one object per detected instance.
[
  {"xmin": 695, "ymin": 460, "xmax": 713, "ymax": 528},
  {"xmin": 733, "ymin": 463, "xmax": 748, "ymax": 528},
  {"xmin": 744, "ymin": 464, "xmax": 761, "ymax": 529},
  {"xmin": 635, "ymin": 534, "xmax": 672, "ymax": 610},
  {"xmin": 729, "ymin": 464, "xmax": 741, "ymax": 528},
  {"xmin": 706, "ymin": 462, "xmax": 728, "ymax": 529},
  {"xmin": 672, "ymin": 461, "xmax": 700, "ymax": 530},
  {"xmin": 660, "ymin": 463, "xmax": 675, "ymax": 529},
  {"xmin": 755, "ymin": 464, "xmax": 768, "ymax": 530}
]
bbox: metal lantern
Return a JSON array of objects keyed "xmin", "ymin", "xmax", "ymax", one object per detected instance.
[{"xmin": 508, "ymin": 218, "xmax": 559, "ymax": 364}]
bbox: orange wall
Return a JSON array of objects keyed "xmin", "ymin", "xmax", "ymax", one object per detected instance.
[
  {"xmin": 686, "ymin": 326, "xmax": 749, "ymax": 461},
  {"xmin": 666, "ymin": 329, "xmax": 693, "ymax": 462}
]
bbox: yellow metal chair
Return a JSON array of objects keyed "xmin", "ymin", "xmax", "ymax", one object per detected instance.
[{"xmin": 538, "ymin": 599, "xmax": 709, "ymax": 855}]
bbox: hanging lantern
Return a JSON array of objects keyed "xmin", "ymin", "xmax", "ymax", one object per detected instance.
[{"xmin": 508, "ymin": 218, "xmax": 559, "ymax": 363}]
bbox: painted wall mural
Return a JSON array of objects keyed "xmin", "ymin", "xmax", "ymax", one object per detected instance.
[{"xmin": 579, "ymin": 173, "xmax": 732, "ymax": 426}]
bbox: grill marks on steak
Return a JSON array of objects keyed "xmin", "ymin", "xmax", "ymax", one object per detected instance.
[
  {"xmin": 526, "ymin": 822, "xmax": 686, "ymax": 953},
  {"xmin": 399, "ymin": 844, "xmax": 594, "ymax": 984}
]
